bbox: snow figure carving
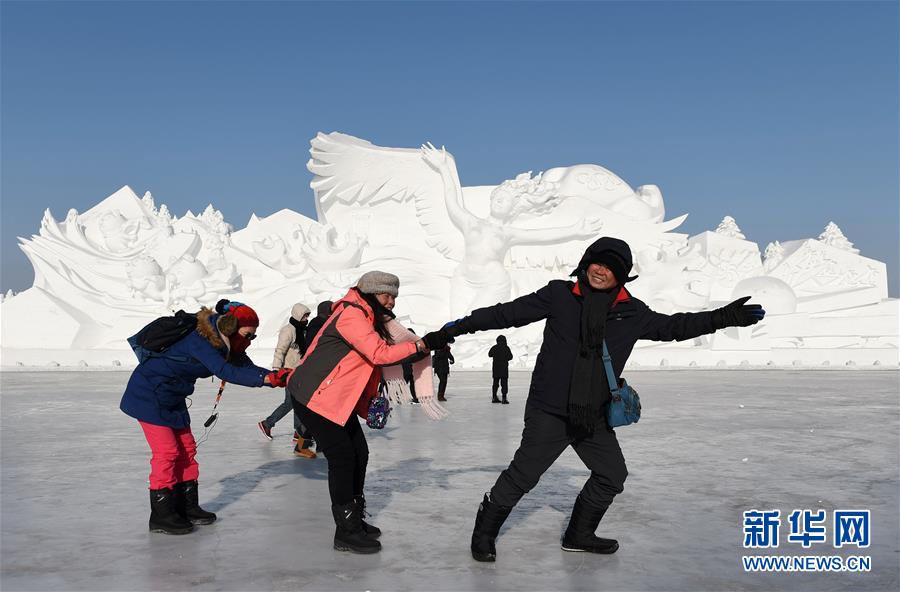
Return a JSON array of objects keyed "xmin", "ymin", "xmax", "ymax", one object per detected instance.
[
  {"xmin": 818, "ymin": 222, "xmax": 858, "ymax": 254},
  {"xmin": 307, "ymin": 132, "xmax": 689, "ymax": 318},
  {"xmin": 420, "ymin": 143, "xmax": 604, "ymax": 316},
  {"xmin": 715, "ymin": 216, "xmax": 746, "ymax": 240}
]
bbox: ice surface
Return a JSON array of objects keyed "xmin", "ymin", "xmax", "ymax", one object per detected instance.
[{"xmin": 2, "ymin": 370, "xmax": 898, "ymax": 591}]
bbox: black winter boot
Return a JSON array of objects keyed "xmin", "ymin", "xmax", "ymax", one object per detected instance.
[
  {"xmin": 354, "ymin": 494, "xmax": 381, "ymax": 539},
  {"xmin": 332, "ymin": 500, "xmax": 381, "ymax": 554},
  {"xmin": 149, "ymin": 488, "xmax": 193, "ymax": 535},
  {"xmin": 471, "ymin": 493, "xmax": 513, "ymax": 562},
  {"xmin": 560, "ymin": 495, "xmax": 619, "ymax": 554},
  {"xmin": 174, "ymin": 480, "xmax": 217, "ymax": 525}
]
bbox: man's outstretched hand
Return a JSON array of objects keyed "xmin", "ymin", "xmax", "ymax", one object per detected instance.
[
  {"xmin": 712, "ymin": 296, "xmax": 766, "ymax": 329},
  {"xmin": 422, "ymin": 329, "xmax": 453, "ymax": 351}
]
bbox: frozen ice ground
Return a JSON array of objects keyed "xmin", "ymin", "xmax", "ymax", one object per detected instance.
[{"xmin": 1, "ymin": 370, "xmax": 898, "ymax": 592}]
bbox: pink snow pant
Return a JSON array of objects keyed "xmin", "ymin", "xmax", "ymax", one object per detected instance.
[{"xmin": 139, "ymin": 421, "xmax": 199, "ymax": 490}]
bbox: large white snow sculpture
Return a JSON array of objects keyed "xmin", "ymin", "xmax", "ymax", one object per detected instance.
[{"xmin": 1, "ymin": 132, "xmax": 896, "ymax": 368}]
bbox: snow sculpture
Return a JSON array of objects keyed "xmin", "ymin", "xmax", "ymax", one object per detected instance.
[
  {"xmin": 687, "ymin": 216, "xmax": 764, "ymax": 301},
  {"xmin": 1, "ymin": 132, "xmax": 896, "ymax": 368},
  {"xmin": 308, "ymin": 133, "xmax": 688, "ymax": 319},
  {"xmin": 818, "ymin": 221, "xmax": 859, "ymax": 254},
  {"xmin": 714, "ymin": 216, "xmax": 746, "ymax": 240},
  {"xmin": 763, "ymin": 241, "xmax": 785, "ymax": 273}
]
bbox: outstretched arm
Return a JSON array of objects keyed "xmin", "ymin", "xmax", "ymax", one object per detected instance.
[
  {"xmin": 507, "ymin": 215, "xmax": 603, "ymax": 246},
  {"xmin": 446, "ymin": 283, "xmax": 555, "ymax": 335},
  {"xmin": 421, "ymin": 143, "xmax": 477, "ymax": 230},
  {"xmin": 639, "ymin": 297, "xmax": 765, "ymax": 341}
]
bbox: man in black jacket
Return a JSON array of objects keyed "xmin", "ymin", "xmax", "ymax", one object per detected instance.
[
  {"xmin": 304, "ymin": 300, "xmax": 333, "ymax": 350},
  {"xmin": 488, "ymin": 335, "xmax": 513, "ymax": 404},
  {"xmin": 440, "ymin": 236, "xmax": 765, "ymax": 562},
  {"xmin": 432, "ymin": 345, "xmax": 455, "ymax": 401}
]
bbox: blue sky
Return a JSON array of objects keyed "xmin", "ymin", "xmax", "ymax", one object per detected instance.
[{"xmin": 2, "ymin": 1, "xmax": 898, "ymax": 295}]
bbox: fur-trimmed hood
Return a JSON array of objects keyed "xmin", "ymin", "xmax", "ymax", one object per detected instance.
[{"xmin": 196, "ymin": 307, "xmax": 229, "ymax": 350}]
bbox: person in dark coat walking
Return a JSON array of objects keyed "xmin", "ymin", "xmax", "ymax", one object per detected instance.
[
  {"xmin": 432, "ymin": 345, "xmax": 455, "ymax": 401},
  {"xmin": 487, "ymin": 335, "xmax": 513, "ymax": 404},
  {"xmin": 402, "ymin": 329, "xmax": 420, "ymax": 404},
  {"xmin": 121, "ymin": 301, "xmax": 289, "ymax": 535},
  {"xmin": 437, "ymin": 236, "xmax": 765, "ymax": 562},
  {"xmin": 305, "ymin": 300, "xmax": 334, "ymax": 349}
]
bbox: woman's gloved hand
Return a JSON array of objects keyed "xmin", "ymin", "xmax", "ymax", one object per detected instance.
[{"xmin": 711, "ymin": 296, "xmax": 766, "ymax": 329}]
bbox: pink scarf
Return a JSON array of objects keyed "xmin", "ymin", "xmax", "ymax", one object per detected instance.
[{"xmin": 380, "ymin": 319, "xmax": 448, "ymax": 420}]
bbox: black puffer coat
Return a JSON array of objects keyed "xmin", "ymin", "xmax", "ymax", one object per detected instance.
[
  {"xmin": 432, "ymin": 346, "xmax": 455, "ymax": 375},
  {"xmin": 461, "ymin": 281, "xmax": 717, "ymax": 417},
  {"xmin": 487, "ymin": 336, "xmax": 513, "ymax": 378}
]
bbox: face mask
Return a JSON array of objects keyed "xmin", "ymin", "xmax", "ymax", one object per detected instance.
[{"xmin": 229, "ymin": 332, "xmax": 254, "ymax": 357}]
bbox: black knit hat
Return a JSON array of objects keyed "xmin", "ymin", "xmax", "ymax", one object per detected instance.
[{"xmin": 570, "ymin": 236, "xmax": 638, "ymax": 284}]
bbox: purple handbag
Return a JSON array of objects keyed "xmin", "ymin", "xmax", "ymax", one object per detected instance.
[{"xmin": 366, "ymin": 387, "xmax": 391, "ymax": 429}]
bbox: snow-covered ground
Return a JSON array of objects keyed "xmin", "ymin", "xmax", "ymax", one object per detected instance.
[{"xmin": 2, "ymin": 370, "xmax": 898, "ymax": 591}]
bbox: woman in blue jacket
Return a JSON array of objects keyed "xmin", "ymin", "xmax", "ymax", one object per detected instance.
[{"xmin": 120, "ymin": 301, "xmax": 288, "ymax": 535}]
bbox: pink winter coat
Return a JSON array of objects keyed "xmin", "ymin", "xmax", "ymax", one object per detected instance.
[{"xmin": 286, "ymin": 288, "xmax": 417, "ymax": 425}]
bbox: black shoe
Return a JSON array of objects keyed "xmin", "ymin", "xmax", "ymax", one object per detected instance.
[
  {"xmin": 437, "ymin": 396, "xmax": 447, "ymax": 402},
  {"xmin": 471, "ymin": 493, "xmax": 513, "ymax": 562},
  {"xmin": 560, "ymin": 495, "xmax": 619, "ymax": 554},
  {"xmin": 491, "ymin": 395, "xmax": 501, "ymax": 404},
  {"xmin": 332, "ymin": 501, "xmax": 381, "ymax": 554},
  {"xmin": 174, "ymin": 480, "xmax": 217, "ymax": 525},
  {"xmin": 149, "ymin": 488, "xmax": 193, "ymax": 535},
  {"xmin": 501, "ymin": 397, "xmax": 509, "ymax": 405},
  {"xmin": 355, "ymin": 494, "xmax": 381, "ymax": 539}
]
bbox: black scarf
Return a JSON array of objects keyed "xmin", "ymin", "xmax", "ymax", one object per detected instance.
[
  {"xmin": 289, "ymin": 317, "xmax": 308, "ymax": 357},
  {"xmin": 567, "ymin": 274, "xmax": 614, "ymax": 431}
]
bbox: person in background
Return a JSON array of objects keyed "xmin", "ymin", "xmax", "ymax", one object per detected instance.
[
  {"xmin": 257, "ymin": 303, "xmax": 319, "ymax": 458},
  {"xmin": 488, "ymin": 335, "xmax": 513, "ymax": 404},
  {"xmin": 402, "ymin": 328, "xmax": 420, "ymax": 404},
  {"xmin": 121, "ymin": 300, "xmax": 288, "ymax": 535},
  {"xmin": 432, "ymin": 345, "xmax": 455, "ymax": 402},
  {"xmin": 305, "ymin": 300, "xmax": 334, "ymax": 349}
]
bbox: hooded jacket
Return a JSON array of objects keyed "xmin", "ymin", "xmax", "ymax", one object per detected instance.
[
  {"xmin": 457, "ymin": 239, "xmax": 717, "ymax": 417},
  {"xmin": 120, "ymin": 308, "xmax": 270, "ymax": 428},
  {"xmin": 272, "ymin": 303, "xmax": 311, "ymax": 369},
  {"xmin": 432, "ymin": 346, "xmax": 455, "ymax": 375},
  {"xmin": 304, "ymin": 301, "xmax": 334, "ymax": 350},
  {"xmin": 487, "ymin": 336, "xmax": 514, "ymax": 378},
  {"xmin": 287, "ymin": 289, "xmax": 417, "ymax": 426}
]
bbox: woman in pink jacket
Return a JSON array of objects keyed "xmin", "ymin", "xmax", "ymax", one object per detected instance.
[{"xmin": 288, "ymin": 271, "xmax": 448, "ymax": 553}]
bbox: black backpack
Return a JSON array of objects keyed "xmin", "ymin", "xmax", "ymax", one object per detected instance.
[{"xmin": 127, "ymin": 310, "xmax": 198, "ymax": 363}]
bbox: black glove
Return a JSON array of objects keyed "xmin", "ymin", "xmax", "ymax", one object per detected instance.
[
  {"xmin": 422, "ymin": 329, "xmax": 452, "ymax": 351},
  {"xmin": 442, "ymin": 317, "xmax": 473, "ymax": 338},
  {"xmin": 711, "ymin": 296, "xmax": 766, "ymax": 329}
]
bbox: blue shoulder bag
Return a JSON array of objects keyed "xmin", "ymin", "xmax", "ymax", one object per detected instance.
[{"xmin": 603, "ymin": 340, "xmax": 641, "ymax": 428}]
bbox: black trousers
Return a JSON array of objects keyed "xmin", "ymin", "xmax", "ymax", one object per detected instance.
[
  {"xmin": 293, "ymin": 400, "xmax": 368, "ymax": 506},
  {"xmin": 436, "ymin": 372, "xmax": 448, "ymax": 398},
  {"xmin": 492, "ymin": 376, "xmax": 509, "ymax": 397},
  {"xmin": 490, "ymin": 404, "xmax": 628, "ymax": 510}
]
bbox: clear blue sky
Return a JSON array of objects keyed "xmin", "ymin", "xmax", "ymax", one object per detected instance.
[{"xmin": 2, "ymin": 1, "xmax": 898, "ymax": 295}]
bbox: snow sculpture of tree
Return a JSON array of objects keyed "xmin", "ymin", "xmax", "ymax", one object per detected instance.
[{"xmin": 818, "ymin": 222, "xmax": 859, "ymax": 254}]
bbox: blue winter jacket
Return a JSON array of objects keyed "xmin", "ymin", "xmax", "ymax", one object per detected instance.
[{"xmin": 120, "ymin": 310, "xmax": 269, "ymax": 428}]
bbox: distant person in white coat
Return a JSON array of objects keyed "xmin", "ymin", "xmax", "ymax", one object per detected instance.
[{"xmin": 257, "ymin": 303, "xmax": 317, "ymax": 458}]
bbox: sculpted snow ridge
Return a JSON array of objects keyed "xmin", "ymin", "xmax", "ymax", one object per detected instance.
[{"xmin": 1, "ymin": 132, "xmax": 896, "ymax": 368}]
